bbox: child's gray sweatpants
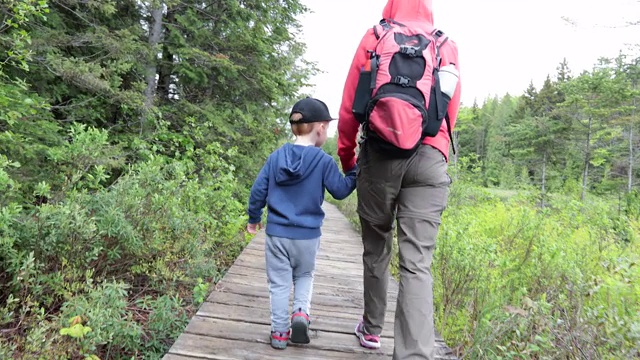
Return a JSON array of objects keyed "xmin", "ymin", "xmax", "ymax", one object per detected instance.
[{"xmin": 265, "ymin": 234, "xmax": 320, "ymax": 332}]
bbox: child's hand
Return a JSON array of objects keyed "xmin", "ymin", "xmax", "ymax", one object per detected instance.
[{"xmin": 246, "ymin": 223, "xmax": 261, "ymax": 234}]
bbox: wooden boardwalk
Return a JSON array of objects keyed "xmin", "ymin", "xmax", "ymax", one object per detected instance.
[{"xmin": 164, "ymin": 202, "xmax": 457, "ymax": 360}]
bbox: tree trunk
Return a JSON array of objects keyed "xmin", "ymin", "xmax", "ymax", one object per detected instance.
[
  {"xmin": 476, "ymin": 128, "xmax": 483, "ymax": 158},
  {"xmin": 157, "ymin": 8, "xmax": 176, "ymax": 103},
  {"xmin": 582, "ymin": 116, "xmax": 592, "ymax": 201},
  {"xmin": 629, "ymin": 87, "xmax": 636, "ymax": 193},
  {"xmin": 144, "ymin": 4, "xmax": 163, "ymax": 109},
  {"xmin": 541, "ymin": 150, "xmax": 547, "ymax": 208},
  {"xmin": 480, "ymin": 127, "xmax": 489, "ymax": 186},
  {"xmin": 630, "ymin": 124, "xmax": 635, "ymax": 193}
]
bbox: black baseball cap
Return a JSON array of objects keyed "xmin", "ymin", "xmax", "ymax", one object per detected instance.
[{"xmin": 289, "ymin": 97, "xmax": 336, "ymax": 124}]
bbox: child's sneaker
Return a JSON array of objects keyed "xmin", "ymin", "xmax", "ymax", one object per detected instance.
[
  {"xmin": 289, "ymin": 308, "xmax": 311, "ymax": 344},
  {"xmin": 355, "ymin": 319, "xmax": 381, "ymax": 349},
  {"xmin": 270, "ymin": 330, "xmax": 290, "ymax": 349}
]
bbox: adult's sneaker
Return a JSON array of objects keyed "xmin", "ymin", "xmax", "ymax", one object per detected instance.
[{"xmin": 354, "ymin": 318, "xmax": 381, "ymax": 349}]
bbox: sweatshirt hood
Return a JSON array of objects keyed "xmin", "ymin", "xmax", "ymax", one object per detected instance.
[
  {"xmin": 275, "ymin": 143, "xmax": 325, "ymax": 185},
  {"xmin": 382, "ymin": 0, "xmax": 434, "ymax": 25}
]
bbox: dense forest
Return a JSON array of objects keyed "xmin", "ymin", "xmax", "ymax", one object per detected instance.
[
  {"xmin": 1, "ymin": 0, "xmax": 312, "ymax": 358},
  {"xmin": 452, "ymin": 56, "xmax": 640, "ymax": 203},
  {"xmin": 1, "ymin": 0, "xmax": 638, "ymax": 359}
]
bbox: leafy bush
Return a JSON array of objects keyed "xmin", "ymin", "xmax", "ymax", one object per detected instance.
[
  {"xmin": 0, "ymin": 125, "xmax": 249, "ymax": 359},
  {"xmin": 438, "ymin": 184, "xmax": 639, "ymax": 359},
  {"xmin": 331, "ymin": 181, "xmax": 640, "ymax": 359},
  {"xmin": 0, "ymin": 0, "xmax": 306, "ymax": 357}
]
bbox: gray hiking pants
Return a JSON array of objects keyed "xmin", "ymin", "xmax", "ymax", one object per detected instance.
[
  {"xmin": 356, "ymin": 144, "xmax": 450, "ymax": 360},
  {"xmin": 265, "ymin": 235, "xmax": 320, "ymax": 332}
]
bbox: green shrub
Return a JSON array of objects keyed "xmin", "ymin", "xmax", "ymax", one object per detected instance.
[
  {"xmin": 437, "ymin": 183, "xmax": 639, "ymax": 359},
  {"xmin": 332, "ymin": 181, "xmax": 640, "ymax": 359},
  {"xmin": 58, "ymin": 281, "xmax": 142, "ymax": 357},
  {"xmin": 0, "ymin": 125, "xmax": 249, "ymax": 358}
]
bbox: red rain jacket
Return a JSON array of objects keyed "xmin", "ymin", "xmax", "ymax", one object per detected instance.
[{"xmin": 337, "ymin": 0, "xmax": 462, "ymax": 172}]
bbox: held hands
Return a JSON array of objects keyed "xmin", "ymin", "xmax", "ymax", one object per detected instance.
[
  {"xmin": 246, "ymin": 223, "xmax": 262, "ymax": 235},
  {"xmin": 345, "ymin": 163, "xmax": 359, "ymax": 177}
]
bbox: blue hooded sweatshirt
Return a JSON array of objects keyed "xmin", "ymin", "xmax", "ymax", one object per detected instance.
[{"xmin": 248, "ymin": 143, "xmax": 357, "ymax": 240}]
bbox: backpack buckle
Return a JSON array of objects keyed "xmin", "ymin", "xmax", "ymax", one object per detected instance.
[
  {"xmin": 399, "ymin": 45, "xmax": 421, "ymax": 57},
  {"xmin": 393, "ymin": 76, "xmax": 411, "ymax": 87},
  {"xmin": 432, "ymin": 29, "xmax": 444, "ymax": 38}
]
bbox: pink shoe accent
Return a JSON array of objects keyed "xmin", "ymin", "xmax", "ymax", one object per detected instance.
[
  {"xmin": 291, "ymin": 310, "xmax": 310, "ymax": 322},
  {"xmin": 354, "ymin": 319, "xmax": 381, "ymax": 349}
]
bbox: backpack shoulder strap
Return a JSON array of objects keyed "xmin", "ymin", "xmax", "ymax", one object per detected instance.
[
  {"xmin": 373, "ymin": 24, "xmax": 381, "ymax": 40},
  {"xmin": 433, "ymin": 29, "xmax": 451, "ymax": 52},
  {"xmin": 445, "ymin": 113, "xmax": 456, "ymax": 155},
  {"xmin": 373, "ymin": 19, "xmax": 392, "ymax": 40},
  {"xmin": 430, "ymin": 28, "xmax": 449, "ymax": 69},
  {"xmin": 433, "ymin": 27, "xmax": 456, "ymax": 153}
]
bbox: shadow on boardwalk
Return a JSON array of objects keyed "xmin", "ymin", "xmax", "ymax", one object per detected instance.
[{"xmin": 163, "ymin": 202, "xmax": 457, "ymax": 360}]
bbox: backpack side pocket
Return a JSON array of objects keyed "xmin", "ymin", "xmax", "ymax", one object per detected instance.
[{"xmin": 352, "ymin": 69, "xmax": 372, "ymax": 123}]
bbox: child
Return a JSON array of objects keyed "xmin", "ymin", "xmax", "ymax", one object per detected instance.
[{"xmin": 246, "ymin": 97, "xmax": 357, "ymax": 349}]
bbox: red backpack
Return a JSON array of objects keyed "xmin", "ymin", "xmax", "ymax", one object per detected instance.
[{"xmin": 352, "ymin": 19, "xmax": 458, "ymax": 158}]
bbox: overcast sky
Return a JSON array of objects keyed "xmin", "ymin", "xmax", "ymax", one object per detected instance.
[{"xmin": 296, "ymin": 0, "xmax": 639, "ymax": 135}]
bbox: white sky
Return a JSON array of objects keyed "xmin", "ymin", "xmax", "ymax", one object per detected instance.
[{"xmin": 297, "ymin": 0, "xmax": 639, "ymax": 135}]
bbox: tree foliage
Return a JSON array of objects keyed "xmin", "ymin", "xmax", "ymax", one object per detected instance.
[
  {"xmin": 2, "ymin": 0, "xmax": 639, "ymax": 358},
  {"xmin": 455, "ymin": 54, "xmax": 640, "ymax": 203},
  {"xmin": 0, "ymin": 0, "xmax": 313, "ymax": 357}
]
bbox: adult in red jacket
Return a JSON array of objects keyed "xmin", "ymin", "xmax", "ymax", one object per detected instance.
[{"xmin": 337, "ymin": 0, "xmax": 461, "ymax": 359}]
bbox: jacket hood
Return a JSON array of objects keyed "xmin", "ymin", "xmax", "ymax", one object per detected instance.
[
  {"xmin": 275, "ymin": 143, "xmax": 325, "ymax": 185},
  {"xmin": 382, "ymin": 0, "xmax": 434, "ymax": 25}
]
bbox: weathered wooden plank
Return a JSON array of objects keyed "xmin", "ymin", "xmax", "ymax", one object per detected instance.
[
  {"xmin": 209, "ymin": 281, "xmax": 362, "ymax": 308},
  {"xmin": 225, "ymin": 267, "xmax": 367, "ymax": 292},
  {"xmin": 243, "ymin": 245, "xmax": 364, "ymax": 263},
  {"xmin": 184, "ymin": 316, "xmax": 394, "ymax": 356},
  {"xmin": 213, "ymin": 278, "xmax": 373, "ymax": 310},
  {"xmin": 224, "ymin": 264, "xmax": 400, "ymax": 292},
  {"xmin": 226, "ymin": 262, "xmax": 366, "ymax": 282},
  {"xmin": 241, "ymin": 248, "xmax": 364, "ymax": 267},
  {"xmin": 246, "ymin": 234, "xmax": 365, "ymax": 252},
  {"xmin": 217, "ymin": 274, "xmax": 399, "ymax": 312},
  {"xmin": 164, "ymin": 333, "xmax": 388, "ymax": 360},
  {"xmin": 247, "ymin": 235, "xmax": 364, "ymax": 249},
  {"xmin": 205, "ymin": 289, "xmax": 397, "ymax": 322},
  {"xmin": 164, "ymin": 202, "xmax": 458, "ymax": 360},
  {"xmin": 223, "ymin": 268, "xmax": 399, "ymax": 296},
  {"xmin": 166, "ymin": 333, "xmax": 454, "ymax": 360},
  {"xmin": 225, "ymin": 263, "xmax": 399, "ymax": 294},
  {"xmin": 197, "ymin": 301, "xmax": 395, "ymax": 339},
  {"xmin": 232, "ymin": 252, "xmax": 366, "ymax": 271},
  {"xmin": 199, "ymin": 296, "xmax": 452, "ymax": 353},
  {"xmin": 180, "ymin": 316, "xmax": 455, "ymax": 359},
  {"xmin": 229, "ymin": 257, "xmax": 366, "ymax": 279},
  {"xmin": 162, "ymin": 354, "xmax": 202, "ymax": 360}
]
